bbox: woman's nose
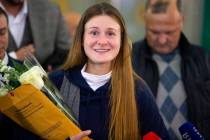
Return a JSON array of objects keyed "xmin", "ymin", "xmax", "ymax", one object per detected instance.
[{"xmin": 97, "ymin": 35, "xmax": 108, "ymax": 45}]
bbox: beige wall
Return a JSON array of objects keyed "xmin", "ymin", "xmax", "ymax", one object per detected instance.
[{"xmin": 54, "ymin": 0, "xmax": 204, "ymax": 45}]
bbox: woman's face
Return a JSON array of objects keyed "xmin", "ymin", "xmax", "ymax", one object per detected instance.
[{"xmin": 83, "ymin": 15, "xmax": 121, "ymax": 68}]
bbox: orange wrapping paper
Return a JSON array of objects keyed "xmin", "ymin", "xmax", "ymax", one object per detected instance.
[{"xmin": 0, "ymin": 84, "xmax": 90, "ymax": 140}]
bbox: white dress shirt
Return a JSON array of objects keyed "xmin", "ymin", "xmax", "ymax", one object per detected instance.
[{"xmin": 2, "ymin": 53, "xmax": 9, "ymax": 65}]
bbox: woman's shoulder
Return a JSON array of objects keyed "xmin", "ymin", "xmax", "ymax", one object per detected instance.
[
  {"xmin": 48, "ymin": 70, "xmax": 66, "ymax": 90},
  {"xmin": 135, "ymin": 78, "xmax": 169, "ymax": 139},
  {"xmin": 49, "ymin": 70, "xmax": 66, "ymax": 80},
  {"xmin": 135, "ymin": 78, "xmax": 154, "ymax": 101},
  {"xmin": 48, "ymin": 66, "xmax": 83, "ymax": 89},
  {"xmin": 135, "ymin": 77, "xmax": 156, "ymax": 109}
]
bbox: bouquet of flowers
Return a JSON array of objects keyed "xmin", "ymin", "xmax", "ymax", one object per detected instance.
[{"xmin": 0, "ymin": 54, "xmax": 90, "ymax": 140}]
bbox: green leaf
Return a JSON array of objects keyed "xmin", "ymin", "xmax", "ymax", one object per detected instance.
[{"xmin": 11, "ymin": 60, "xmax": 27, "ymax": 74}]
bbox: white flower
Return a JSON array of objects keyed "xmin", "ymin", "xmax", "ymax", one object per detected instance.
[
  {"xmin": 0, "ymin": 87, "xmax": 9, "ymax": 96},
  {"xmin": 18, "ymin": 66, "xmax": 46, "ymax": 90},
  {"xmin": 0, "ymin": 65, "xmax": 8, "ymax": 72},
  {"xmin": 3, "ymin": 74, "xmax": 9, "ymax": 84}
]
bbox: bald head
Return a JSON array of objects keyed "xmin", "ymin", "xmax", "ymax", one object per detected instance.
[
  {"xmin": 144, "ymin": 0, "xmax": 184, "ymax": 54},
  {"xmin": 145, "ymin": 0, "xmax": 182, "ymax": 14},
  {"xmin": 145, "ymin": 0, "xmax": 183, "ymax": 25}
]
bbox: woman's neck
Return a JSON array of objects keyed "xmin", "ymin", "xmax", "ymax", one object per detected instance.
[{"xmin": 85, "ymin": 62, "xmax": 111, "ymax": 75}]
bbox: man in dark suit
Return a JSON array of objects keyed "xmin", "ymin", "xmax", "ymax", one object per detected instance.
[
  {"xmin": 132, "ymin": 0, "xmax": 210, "ymax": 139},
  {"xmin": 0, "ymin": 0, "xmax": 71, "ymax": 71},
  {"xmin": 0, "ymin": 7, "xmax": 73, "ymax": 139},
  {"xmin": 0, "ymin": 6, "xmax": 42, "ymax": 139}
]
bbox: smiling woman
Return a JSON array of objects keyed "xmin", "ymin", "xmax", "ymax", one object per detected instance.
[{"xmin": 48, "ymin": 2, "xmax": 169, "ymax": 140}]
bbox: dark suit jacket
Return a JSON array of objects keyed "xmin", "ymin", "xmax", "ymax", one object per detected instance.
[{"xmin": 7, "ymin": 0, "xmax": 71, "ymax": 68}]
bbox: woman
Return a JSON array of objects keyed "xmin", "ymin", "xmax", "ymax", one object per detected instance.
[{"xmin": 50, "ymin": 2, "xmax": 169, "ymax": 140}]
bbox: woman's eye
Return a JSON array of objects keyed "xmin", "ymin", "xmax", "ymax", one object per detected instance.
[
  {"xmin": 107, "ymin": 32, "xmax": 115, "ymax": 36},
  {"xmin": 90, "ymin": 31, "xmax": 98, "ymax": 36}
]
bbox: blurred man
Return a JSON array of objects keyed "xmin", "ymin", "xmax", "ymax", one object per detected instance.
[
  {"xmin": 0, "ymin": 5, "xmax": 87, "ymax": 140},
  {"xmin": 132, "ymin": 0, "xmax": 210, "ymax": 139},
  {"xmin": 0, "ymin": 0, "xmax": 71, "ymax": 71},
  {"xmin": 0, "ymin": 6, "xmax": 8, "ymax": 61},
  {"xmin": 0, "ymin": 6, "xmax": 17, "ymax": 65},
  {"xmin": 0, "ymin": 6, "xmax": 41, "ymax": 139}
]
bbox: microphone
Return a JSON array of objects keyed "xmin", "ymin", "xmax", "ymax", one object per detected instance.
[
  {"xmin": 179, "ymin": 122, "xmax": 205, "ymax": 140},
  {"xmin": 143, "ymin": 132, "xmax": 161, "ymax": 140}
]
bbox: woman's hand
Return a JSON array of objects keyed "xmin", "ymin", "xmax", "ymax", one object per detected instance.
[{"xmin": 70, "ymin": 130, "xmax": 92, "ymax": 140}]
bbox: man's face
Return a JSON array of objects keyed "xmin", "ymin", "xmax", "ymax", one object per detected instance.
[
  {"xmin": 5, "ymin": 0, "xmax": 24, "ymax": 5},
  {"xmin": 145, "ymin": 6, "xmax": 183, "ymax": 54},
  {"xmin": 0, "ymin": 14, "xmax": 8, "ymax": 59}
]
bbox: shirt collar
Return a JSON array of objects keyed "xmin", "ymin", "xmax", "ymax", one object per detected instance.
[
  {"xmin": 2, "ymin": 53, "xmax": 9, "ymax": 66},
  {"xmin": 22, "ymin": 0, "xmax": 28, "ymax": 15},
  {"xmin": 0, "ymin": 3, "xmax": 6, "ymax": 11}
]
